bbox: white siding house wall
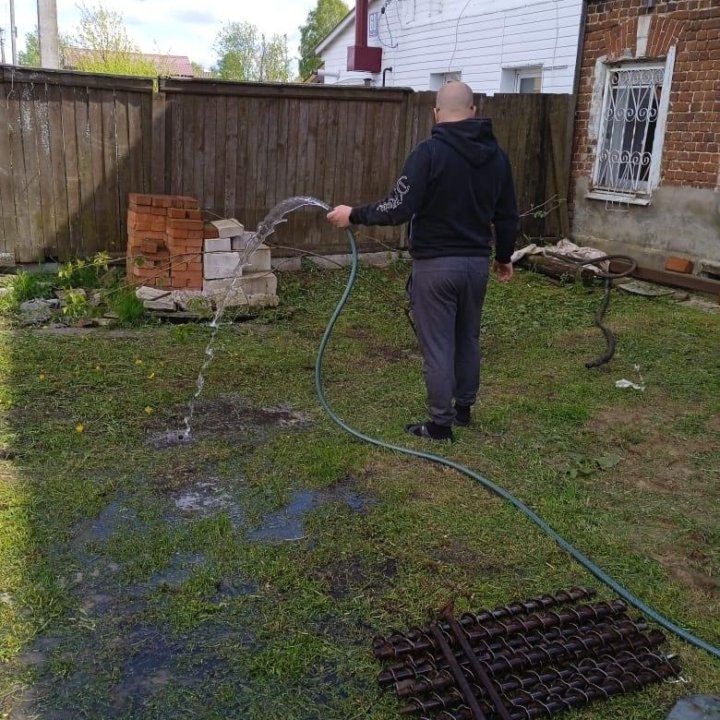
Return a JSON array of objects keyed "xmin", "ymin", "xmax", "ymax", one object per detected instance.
[{"xmin": 317, "ymin": 0, "xmax": 583, "ymax": 94}]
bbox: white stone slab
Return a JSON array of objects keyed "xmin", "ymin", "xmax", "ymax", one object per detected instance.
[
  {"xmin": 143, "ymin": 297, "xmax": 176, "ymax": 311},
  {"xmin": 245, "ymin": 245, "xmax": 272, "ymax": 273},
  {"xmin": 211, "ymin": 219, "xmax": 244, "ymax": 239},
  {"xmin": 170, "ymin": 290, "xmax": 212, "ymax": 313},
  {"xmin": 136, "ymin": 286, "xmax": 172, "ymax": 301},
  {"xmin": 204, "ymin": 251, "xmax": 243, "ymax": 280},
  {"xmin": 230, "ymin": 231, "xmax": 257, "ymax": 251},
  {"xmin": 203, "ymin": 272, "xmax": 278, "ymax": 307},
  {"xmin": 204, "ymin": 237, "xmax": 232, "ymax": 253}
]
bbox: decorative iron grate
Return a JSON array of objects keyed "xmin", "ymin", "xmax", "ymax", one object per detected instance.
[{"xmin": 593, "ymin": 65, "xmax": 665, "ymax": 197}]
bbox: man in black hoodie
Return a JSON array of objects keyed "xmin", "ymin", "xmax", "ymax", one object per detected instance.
[{"xmin": 327, "ymin": 81, "xmax": 518, "ymax": 441}]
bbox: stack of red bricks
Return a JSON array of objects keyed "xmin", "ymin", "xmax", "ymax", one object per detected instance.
[{"xmin": 126, "ymin": 193, "xmax": 204, "ymax": 289}]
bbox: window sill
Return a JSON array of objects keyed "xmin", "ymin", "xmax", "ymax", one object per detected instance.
[{"xmin": 585, "ymin": 190, "xmax": 652, "ymax": 206}]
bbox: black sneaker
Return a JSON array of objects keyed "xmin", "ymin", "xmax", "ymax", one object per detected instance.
[
  {"xmin": 405, "ymin": 421, "xmax": 454, "ymax": 442},
  {"xmin": 454, "ymin": 404, "xmax": 472, "ymax": 427}
]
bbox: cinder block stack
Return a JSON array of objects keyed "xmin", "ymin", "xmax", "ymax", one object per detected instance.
[
  {"xmin": 126, "ymin": 193, "xmax": 202, "ymax": 289},
  {"xmin": 202, "ymin": 219, "xmax": 278, "ymax": 307}
]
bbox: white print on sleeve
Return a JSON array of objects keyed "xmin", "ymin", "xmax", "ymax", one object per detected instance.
[{"xmin": 376, "ymin": 176, "xmax": 410, "ymax": 212}]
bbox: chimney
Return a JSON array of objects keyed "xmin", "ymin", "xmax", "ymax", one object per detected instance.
[{"xmin": 347, "ymin": 0, "xmax": 382, "ymax": 73}]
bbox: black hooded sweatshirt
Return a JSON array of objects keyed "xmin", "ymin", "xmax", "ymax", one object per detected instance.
[{"xmin": 349, "ymin": 118, "xmax": 519, "ymax": 263}]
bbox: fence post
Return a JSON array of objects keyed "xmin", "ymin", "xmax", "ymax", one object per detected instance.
[
  {"xmin": 150, "ymin": 84, "xmax": 167, "ymax": 194},
  {"xmin": 547, "ymin": 95, "xmax": 573, "ymax": 239}
]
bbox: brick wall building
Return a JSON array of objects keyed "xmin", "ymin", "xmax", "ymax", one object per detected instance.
[{"xmin": 570, "ymin": 0, "xmax": 719, "ymax": 274}]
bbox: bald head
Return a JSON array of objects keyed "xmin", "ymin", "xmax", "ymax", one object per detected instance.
[{"xmin": 435, "ymin": 81, "xmax": 476, "ymax": 123}]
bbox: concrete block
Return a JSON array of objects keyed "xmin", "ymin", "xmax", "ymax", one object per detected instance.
[
  {"xmin": 204, "ymin": 237, "xmax": 231, "ymax": 253},
  {"xmin": 171, "ymin": 290, "xmax": 212, "ymax": 314},
  {"xmin": 231, "ymin": 231, "xmax": 257, "ymax": 251},
  {"xmin": 204, "ymin": 251, "xmax": 243, "ymax": 280},
  {"xmin": 143, "ymin": 297, "xmax": 176, "ymax": 311},
  {"xmin": 700, "ymin": 261, "xmax": 720, "ymax": 279},
  {"xmin": 202, "ymin": 278, "xmax": 236, "ymax": 295},
  {"xmin": 203, "ymin": 272, "xmax": 278, "ymax": 307},
  {"xmin": 309, "ymin": 254, "xmax": 351, "ymax": 270},
  {"xmin": 271, "ymin": 256, "xmax": 303, "ymax": 272},
  {"xmin": 136, "ymin": 285, "xmax": 172, "ymax": 301},
  {"xmin": 309, "ymin": 250, "xmax": 402, "ymax": 270},
  {"xmin": 240, "ymin": 271, "xmax": 277, "ymax": 297},
  {"xmin": 245, "ymin": 245, "xmax": 272, "ymax": 273},
  {"xmin": 211, "ymin": 218, "xmax": 244, "ymax": 239}
]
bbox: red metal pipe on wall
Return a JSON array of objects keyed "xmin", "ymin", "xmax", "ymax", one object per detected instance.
[
  {"xmin": 355, "ymin": 0, "xmax": 369, "ymax": 47},
  {"xmin": 347, "ymin": 0, "xmax": 382, "ymax": 73}
]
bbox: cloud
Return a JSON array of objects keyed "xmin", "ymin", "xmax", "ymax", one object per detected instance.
[{"xmin": 169, "ymin": 9, "xmax": 218, "ymax": 25}]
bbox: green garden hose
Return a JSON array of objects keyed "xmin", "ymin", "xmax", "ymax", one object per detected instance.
[{"xmin": 314, "ymin": 227, "xmax": 720, "ymax": 662}]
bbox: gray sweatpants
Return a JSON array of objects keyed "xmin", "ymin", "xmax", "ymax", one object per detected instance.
[{"xmin": 409, "ymin": 256, "xmax": 490, "ymax": 427}]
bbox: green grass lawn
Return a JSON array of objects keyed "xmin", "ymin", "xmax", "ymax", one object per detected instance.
[{"xmin": 0, "ymin": 263, "xmax": 718, "ymax": 719}]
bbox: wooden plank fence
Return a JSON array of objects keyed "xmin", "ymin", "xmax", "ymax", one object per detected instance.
[
  {"xmin": 0, "ymin": 66, "xmax": 574, "ymax": 263},
  {"xmin": 0, "ymin": 66, "xmax": 154, "ymax": 262}
]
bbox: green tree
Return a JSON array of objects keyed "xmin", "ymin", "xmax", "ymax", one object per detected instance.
[
  {"xmin": 68, "ymin": 2, "xmax": 156, "ymax": 76},
  {"xmin": 19, "ymin": 28, "xmax": 71, "ymax": 67},
  {"xmin": 214, "ymin": 21, "xmax": 291, "ymax": 83},
  {"xmin": 19, "ymin": 30, "xmax": 41, "ymax": 66},
  {"xmin": 298, "ymin": 0, "xmax": 349, "ymax": 80}
]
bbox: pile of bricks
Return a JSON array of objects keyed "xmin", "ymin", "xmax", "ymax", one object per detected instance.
[
  {"xmin": 126, "ymin": 193, "xmax": 204, "ymax": 290},
  {"xmin": 127, "ymin": 192, "xmax": 280, "ymax": 310}
]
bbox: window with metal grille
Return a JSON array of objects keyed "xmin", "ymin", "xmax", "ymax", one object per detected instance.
[{"xmin": 591, "ymin": 63, "xmax": 667, "ymax": 200}]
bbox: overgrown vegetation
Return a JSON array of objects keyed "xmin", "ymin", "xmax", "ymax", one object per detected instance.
[
  {"xmin": 0, "ymin": 265, "xmax": 717, "ymax": 719},
  {"xmin": 4, "ymin": 271, "xmax": 53, "ymax": 304},
  {"xmin": 0, "ymin": 252, "xmax": 148, "ymax": 326},
  {"xmin": 214, "ymin": 21, "xmax": 292, "ymax": 83},
  {"xmin": 20, "ymin": 2, "xmax": 187, "ymax": 78}
]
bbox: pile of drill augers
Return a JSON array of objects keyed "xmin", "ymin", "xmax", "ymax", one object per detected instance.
[{"xmin": 372, "ymin": 587, "xmax": 680, "ymax": 720}]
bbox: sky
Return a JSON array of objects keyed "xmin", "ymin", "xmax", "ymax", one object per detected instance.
[{"xmin": 0, "ymin": 0, "xmax": 321, "ymax": 69}]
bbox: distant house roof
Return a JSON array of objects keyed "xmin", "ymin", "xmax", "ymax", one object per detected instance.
[{"xmin": 63, "ymin": 48, "xmax": 195, "ymax": 78}]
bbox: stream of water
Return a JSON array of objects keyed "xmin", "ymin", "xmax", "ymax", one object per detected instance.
[{"xmin": 163, "ymin": 196, "xmax": 332, "ymax": 446}]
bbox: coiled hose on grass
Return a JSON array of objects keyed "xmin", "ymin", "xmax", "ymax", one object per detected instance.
[
  {"xmin": 314, "ymin": 227, "xmax": 720, "ymax": 661},
  {"xmin": 543, "ymin": 252, "xmax": 638, "ymax": 369}
]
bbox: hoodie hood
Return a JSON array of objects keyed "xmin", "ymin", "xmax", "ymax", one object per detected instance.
[{"xmin": 431, "ymin": 118, "xmax": 498, "ymax": 167}]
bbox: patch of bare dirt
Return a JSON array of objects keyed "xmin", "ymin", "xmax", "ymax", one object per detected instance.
[
  {"xmin": 311, "ymin": 555, "xmax": 368, "ymax": 600},
  {"xmin": 586, "ymin": 402, "xmax": 715, "ymax": 495},
  {"xmin": 311, "ymin": 555, "xmax": 397, "ymax": 600},
  {"xmin": 433, "ymin": 539, "xmax": 508, "ymax": 576},
  {"xmin": 651, "ymin": 550, "xmax": 719, "ymax": 595},
  {"xmin": 193, "ymin": 395, "xmax": 312, "ymax": 430},
  {"xmin": 147, "ymin": 394, "xmax": 313, "ymax": 449},
  {"xmin": 587, "ymin": 401, "xmax": 719, "ymax": 596},
  {"xmin": 340, "ymin": 326, "xmax": 421, "ymax": 364}
]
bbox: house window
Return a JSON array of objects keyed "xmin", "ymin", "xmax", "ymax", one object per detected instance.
[
  {"xmin": 515, "ymin": 68, "xmax": 542, "ymax": 93},
  {"xmin": 429, "ymin": 71, "xmax": 462, "ymax": 91},
  {"xmin": 591, "ymin": 63, "xmax": 668, "ymax": 200}
]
